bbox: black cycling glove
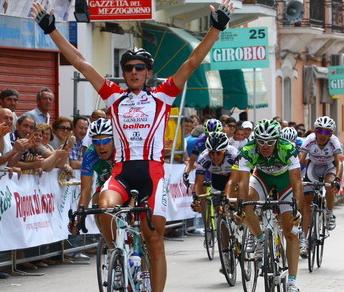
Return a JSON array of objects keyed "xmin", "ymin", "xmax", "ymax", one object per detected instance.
[
  {"xmin": 210, "ymin": 4, "xmax": 232, "ymax": 31},
  {"xmin": 35, "ymin": 9, "xmax": 56, "ymax": 35}
]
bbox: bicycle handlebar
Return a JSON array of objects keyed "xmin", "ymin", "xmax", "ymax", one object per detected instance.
[
  {"xmin": 237, "ymin": 198, "xmax": 297, "ymax": 217},
  {"xmin": 68, "ymin": 204, "xmax": 155, "ymax": 234},
  {"xmin": 302, "ymin": 181, "xmax": 332, "ymax": 188}
]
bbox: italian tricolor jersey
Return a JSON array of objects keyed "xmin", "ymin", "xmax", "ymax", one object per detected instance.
[{"xmin": 98, "ymin": 78, "xmax": 181, "ymax": 162}]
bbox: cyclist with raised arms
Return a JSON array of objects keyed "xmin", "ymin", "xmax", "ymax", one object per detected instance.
[
  {"xmin": 31, "ymin": 1, "xmax": 234, "ymax": 290},
  {"xmin": 299, "ymin": 116, "xmax": 342, "ymax": 257},
  {"xmin": 234, "ymin": 119, "xmax": 303, "ymax": 292}
]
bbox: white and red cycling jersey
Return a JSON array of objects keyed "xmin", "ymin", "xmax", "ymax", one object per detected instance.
[
  {"xmin": 99, "ymin": 78, "xmax": 181, "ymax": 163},
  {"xmin": 300, "ymin": 133, "xmax": 342, "ymax": 166}
]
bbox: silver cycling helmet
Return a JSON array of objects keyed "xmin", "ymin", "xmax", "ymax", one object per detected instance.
[
  {"xmin": 314, "ymin": 116, "xmax": 336, "ymax": 131},
  {"xmin": 205, "ymin": 132, "xmax": 229, "ymax": 151},
  {"xmin": 281, "ymin": 127, "xmax": 298, "ymax": 143},
  {"xmin": 254, "ymin": 119, "xmax": 281, "ymax": 140},
  {"xmin": 89, "ymin": 118, "xmax": 113, "ymax": 137}
]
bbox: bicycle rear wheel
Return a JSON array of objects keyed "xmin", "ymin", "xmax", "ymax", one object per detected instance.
[
  {"xmin": 107, "ymin": 249, "xmax": 125, "ymax": 292},
  {"xmin": 308, "ymin": 209, "xmax": 317, "ymax": 273},
  {"xmin": 316, "ymin": 209, "xmax": 326, "ymax": 268},
  {"xmin": 216, "ymin": 215, "xmax": 237, "ymax": 286},
  {"xmin": 97, "ymin": 237, "xmax": 108, "ymax": 292},
  {"xmin": 203, "ymin": 201, "xmax": 215, "ymax": 260},
  {"xmin": 240, "ymin": 227, "xmax": 258, "ymax": 292},
  {"xmin": 263, "ymin": 229, "xmax": 275, "ymax": 292}
]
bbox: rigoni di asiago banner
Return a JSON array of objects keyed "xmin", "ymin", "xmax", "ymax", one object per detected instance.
[{"xmin": 88, "ymin": 0, "xmax": 153, "ymax": 21}]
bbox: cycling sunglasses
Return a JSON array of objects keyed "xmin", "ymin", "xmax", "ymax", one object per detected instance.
[
  {"xmin": 315, "ymin": 128, "xmax": 332, "ymax": 136},
  {"xmin": 209, "ymin": 150, "xmax": 224, "ymax": 156},
  {"xmin": 92, "ymin": 137, "xmax": 113, "ymax": 145},
  {"xmin": 256, "ymin": 139, "xmax": 277, "ymax": 146},
  {"xmin": 123, "ymin": 63, "xmax": 146, "ymax": 72}
]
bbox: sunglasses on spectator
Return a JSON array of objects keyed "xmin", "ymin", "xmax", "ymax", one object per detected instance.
[
  {"xmin": 92, "ymin": 137, "xmax": 113, "ymax": 145},
  {"xmin": 315, "ymin": 128, "xmax": 332, "ymax": 136},
  {"xmin": 123, "ymin": 63, "xmax": 146, "ymax": 72},
  {"xmin": 256, "ymin": 139, "xmax": 277, "ymax": 146},
  {"xmin": 57, "ymin": 126, "xmax": 72, "ymax": 131}
]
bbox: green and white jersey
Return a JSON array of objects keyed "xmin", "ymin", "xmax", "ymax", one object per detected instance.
[{"xmin": 237, "ymin": 138, "xmax": 300, "ymax": 176}]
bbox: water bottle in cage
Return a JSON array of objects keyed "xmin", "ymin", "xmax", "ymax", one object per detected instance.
[
  {"xmin": 128, "ymin": 252, "xmax": 141, "ymax": 287},
  {"xmin": 140, "ymin": 271, "xmax": 151, "ymax": 291}
]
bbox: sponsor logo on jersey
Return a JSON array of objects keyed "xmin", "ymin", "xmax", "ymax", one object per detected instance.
[
  {"xmin": 130, "ymin": 131, "xmax": 143, "ymax": 141},
  {"xmin": 123, "ymin": 123, "xmax": 150, "ymax": 129},
  {"xmin": 123, "ymin": 107, "xmax": 148, "ymax": 119}
]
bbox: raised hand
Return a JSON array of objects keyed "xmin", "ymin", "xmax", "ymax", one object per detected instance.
[
  {"xmin": 31, "ymin": 2, "xmax": 56, "ymax": 35},
  {"xmin": 210, "ymin": 0, "xmax": 235, "ymax": 31}
]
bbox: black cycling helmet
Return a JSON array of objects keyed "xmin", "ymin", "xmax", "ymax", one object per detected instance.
[
  {"xmin": 120, "ymin": 48, "xmax": 154, "ymax": 70},
  {"xmin": 205, "ymin": 132, "xmax": 229, "ymax": 151}
]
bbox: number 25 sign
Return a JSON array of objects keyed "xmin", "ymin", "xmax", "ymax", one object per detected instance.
[{"xmin": 210, "ymin": 27, "xmax": 269, "ymax": 70}]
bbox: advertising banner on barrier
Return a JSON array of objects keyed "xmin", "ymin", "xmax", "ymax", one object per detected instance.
[
  {"xmin": 0, "ymin": 169, "xmax": 78, "ymax": 251},
  {"xmin": 164, "ymin": 164, "xmax": 197, "ymax": 222},
  {"xmin": 0, "ymin": 165, "xmax": 196, "ymax": 251}
]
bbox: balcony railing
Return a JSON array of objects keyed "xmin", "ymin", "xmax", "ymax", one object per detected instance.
[
  {"xmin": 310, "ymin": 0, "xmax": 324, "ymax": 27},
  {"xmin": 332, "ymin": 0, "xmax": 343, "ymax": 32}
]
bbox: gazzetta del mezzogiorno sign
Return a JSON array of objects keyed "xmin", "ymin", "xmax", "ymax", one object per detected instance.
[{"xmin": 210, "ymin": 27, "xmax": 269, "ymax": 70}]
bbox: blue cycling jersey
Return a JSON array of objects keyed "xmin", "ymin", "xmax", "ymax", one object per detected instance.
[{"xmin": 186, "ymin": 134, "xmax": 207, "ymax": 157}]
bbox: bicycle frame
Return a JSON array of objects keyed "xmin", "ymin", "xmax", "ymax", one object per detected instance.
[{"xmin": 68, "ymin": 191, "xmax": 153, "ymax": 292}]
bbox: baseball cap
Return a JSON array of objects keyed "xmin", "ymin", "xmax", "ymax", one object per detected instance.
[{"xmin": 242, "ymin": 121, "xmax": 253, "ymax": 129}]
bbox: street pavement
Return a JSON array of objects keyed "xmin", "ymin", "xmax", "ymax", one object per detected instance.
[{"xmin": 0, "ymin": 205, "xmax": 344, "ymax": 292}]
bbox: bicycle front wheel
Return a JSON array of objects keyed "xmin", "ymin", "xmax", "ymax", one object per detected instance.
[
  {"xmin": 203, "ymin": 201, "xmax": 215, "ymax": 260},
  {"xmin": 263, "ymin": 229, "xmax": 276, "ymax": 292},
  {"xmin": 241, "ymin": 227, "xmax": 258, "ymax": 292},
  {"xmin": 107, "ymin": 249, "xmax": 125, "ymax": 292},
  {"xmin": 97, "ymin": 237, "xmax": 108, "ymax": 292},
  {"xmin": 316, "ymin": 209, "xmax": 326, "ymax": 268},
  {"xmin": 216, "ymin": 215, "xmax": 237, "ymax": 286},
  {"xmin": 308, "ymin": 209, "xmax": 317, "ymax": 273}
]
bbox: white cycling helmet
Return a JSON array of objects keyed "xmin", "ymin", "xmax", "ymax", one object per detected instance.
[
  {"xmin": 205, "ymin": 132, "xmax": 229, "ymax": 151},
  {"xmin": 89, "ymin": 118, "xmax": 113, "ymax": 137},
  {"xmin": 314, "ymin": 116, "xmax": 336, "ymax": 131},
  {"xmin": 281, "ymin": 127, "xmax": 298, "ymax": 143},
  {"xmin": 254, "ymin": 119, "xmax": 281, "ymax": 140}
]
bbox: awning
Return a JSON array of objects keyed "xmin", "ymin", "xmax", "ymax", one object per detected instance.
[
  {"xmin": 142, "ymin": 22, "xmax": 223, "ymax": 108},
  {"xmin": 220, "ymin": 69, "xmax": 248, "ymax": 110},
  {"xmin": 243, "ymin": 69, "xmax": 268, "ymax": 109}
]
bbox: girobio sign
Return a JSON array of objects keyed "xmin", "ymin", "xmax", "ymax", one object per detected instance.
[
  {"xmin": 88, "ymin": 0, "xmax": 153, "ymax": 21},
  {"xmin": 212, "ymin": 46, "xmax": 267, "ymax": 62},
  {"xmin": 210, "ymin": 27, "xmax": 269, "ymax": 70},
  {"xmin": 328, "ymin": 66, "xmax": 344, "ymax": 96}
]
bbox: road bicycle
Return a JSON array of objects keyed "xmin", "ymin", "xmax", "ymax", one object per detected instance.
[
  {"xmin": 197, "ymin": 184, "xmax": 218, "ymax": 261},
  {"xmin": 69, "ymin": 190, "xmax": 153, "ymax": 292},
  {"xmin": 215, "ymin": 193, "xmax": 256, "ymax": 289},
  {"xmin": 238, "ymin": 194, "xmax": 297, "ymax": 292},
  {"xmin": 303, "ymin": 180, "xmax": 336, "ymax": 272}
]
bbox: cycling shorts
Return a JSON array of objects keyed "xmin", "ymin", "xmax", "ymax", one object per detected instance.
[
  {"xmin": 303, "ymin": 162, "xmax": 336, "ymax": 193},
  {"xmin": 101, "ymin": 160, "xmax": 167, "ymax": 218},
  {"xmin": 249, "ymin": 170, "xmax": 293, "ymax": 214}
]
